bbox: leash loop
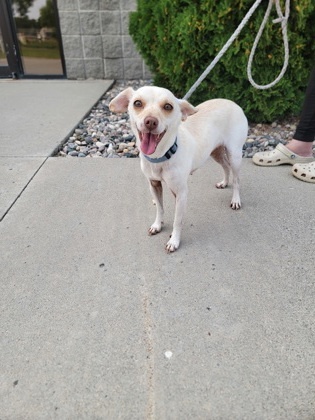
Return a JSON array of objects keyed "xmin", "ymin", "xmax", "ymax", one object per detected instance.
[
  {"xmin": 247, "ymin": 0, "xmax": 290, "ymax": 90},
  {"xmin": 183, "ymin": 0, "xmax": 290, "ymax": 100}
]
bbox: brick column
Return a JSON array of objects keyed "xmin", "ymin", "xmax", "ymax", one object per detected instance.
[{"xmin": 57, "ymin": 0, "xmax": 151, "ymax": 80}]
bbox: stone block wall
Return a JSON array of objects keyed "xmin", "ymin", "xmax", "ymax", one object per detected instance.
[{"xmin": 57, "ymin": 0, "xmax": 151, "ymax": 80}]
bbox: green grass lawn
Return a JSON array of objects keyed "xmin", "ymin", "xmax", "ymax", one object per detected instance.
[{"xmin": 19, "ymin": 39, "xmax": 61, "ymax": 59}]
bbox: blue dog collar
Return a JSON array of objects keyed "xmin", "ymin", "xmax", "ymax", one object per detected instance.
[{"xmin": 143, "ymin": 138, "xmax": 178, "ymax": 163}]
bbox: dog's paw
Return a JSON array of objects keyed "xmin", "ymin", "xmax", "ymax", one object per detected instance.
[
  {"xmin": 216, "ymin": 180, "xmax": 228, "ymax": 189},
  {"xmin": 231, "ymin": 200, "xmax": 241, "ymax": 210},
  {"xmin": 165, "ymin": 236, "xmax": 180, "ymax": 253},
  {"xmin": 148, "ymin": 224, "xmax": 162, "ymax": 235}
]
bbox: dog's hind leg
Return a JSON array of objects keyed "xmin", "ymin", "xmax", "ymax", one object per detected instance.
[
  {"xmin": 148, "ymin": 180, "xmax": 164, "ymax": 235},
  {"xmin": 211, "ymin": 146, "xmax": 231, "ymax": 188}
]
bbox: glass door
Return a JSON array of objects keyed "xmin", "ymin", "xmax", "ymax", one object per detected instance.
[
  {"xmin": 0, "ymin": 26, "xmax": 10, "ymax": 76},
  {"xmin": 0, "ymin": 0, "xmax": 65, "ymax": 78},
  {"xmin": 0, "ymin": 0, "xmax": 20, "ymax": 77},
  {"xmin": 12, "ymin": 0, "xmax": 65, "ymax": 76}
]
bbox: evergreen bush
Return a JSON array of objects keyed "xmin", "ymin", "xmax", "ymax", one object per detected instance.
[{"xmin": 130, "ymin": 0, "xmax": 315, "ymax": 122}]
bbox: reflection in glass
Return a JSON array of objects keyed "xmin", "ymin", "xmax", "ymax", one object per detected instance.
[
  {"xmin": 0, "ymin": 29, "xmax": 8, "ymax": 67},
  {"xmin": 11, "ymin": 0, "xmax": 63, "ymax": 75}
]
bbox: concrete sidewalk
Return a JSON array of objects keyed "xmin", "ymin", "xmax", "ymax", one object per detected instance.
[
  {"xmin": 1, "ymin": 80, "xmax": 315, "ymax": 419},
  {"xmin": 0, "ymin": 79, "xmax": 113, "ymax": 220}
]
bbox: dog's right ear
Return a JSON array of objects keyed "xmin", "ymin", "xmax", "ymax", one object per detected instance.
[{"xmin": 109, "ymin": 87, "xmax": 135, "ymax": 113}]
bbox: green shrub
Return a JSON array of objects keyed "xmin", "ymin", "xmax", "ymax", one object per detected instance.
[{"xmin": 130, "ymin": 0, "xmax": 315, "ymax": 122}]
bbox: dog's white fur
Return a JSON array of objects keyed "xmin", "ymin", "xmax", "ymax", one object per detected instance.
[{"xmin": 109, "ymin": 86, "xmax": 248, "ymax": 252}]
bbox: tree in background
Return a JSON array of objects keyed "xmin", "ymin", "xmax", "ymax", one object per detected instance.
[
  {"xmin": 39, "ymin": 0, "xmax": 55, "ymax": 28},
  {"xmin": 11, "ymin": 0, "xmax": 34, "ymax": 18},
  {"xmin": 130, "ymin": 0, "xmax": 315, "ymax": 122}
]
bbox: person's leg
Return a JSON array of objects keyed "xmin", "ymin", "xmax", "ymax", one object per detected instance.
[
  {"xmin": 286, "ymin": 139, "xmax": 313, "ymax": 157},
  {"xmin": 286, "ymin": 66, "xmax": 315, "ymax": 157},
  {"xmin": 292, "ymin": 66, "xmax": 315, "ymax": 142},
  {"xmin": 252, "ymin": 66, "xmax": 315, "ymax": 165}
]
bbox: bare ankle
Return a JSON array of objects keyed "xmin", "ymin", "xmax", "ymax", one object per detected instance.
[{"xmin": 286, "ymin": 139, "xmax": 314, "ymax": 157}]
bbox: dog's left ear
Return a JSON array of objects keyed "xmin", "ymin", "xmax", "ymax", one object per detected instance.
[
  {"xmin": 109, "ymin": 87, "xmax": 135, "ymax": 113},
  {"xmin": 178, "ymin": 99, "xmax": 198, "ymax": 121}
]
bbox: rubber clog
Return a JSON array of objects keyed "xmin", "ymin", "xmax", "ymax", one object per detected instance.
[
  {"xmin": 252, "ymin": 143, "xmax": 315, "ymax": 166},
  {"xmin": 292, "ymin": 161, "xmax": 315, "ymax": 183}
]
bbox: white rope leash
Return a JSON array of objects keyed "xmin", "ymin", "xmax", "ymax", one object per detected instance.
[
  {"xmin": 183, "ymin": 0, "xmax": 290, "ymax": 100},
  {"xmin": 247, "ymin": 0, "xmax": 290, "ymax": 89}
]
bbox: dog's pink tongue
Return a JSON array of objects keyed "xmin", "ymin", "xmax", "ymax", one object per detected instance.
[{"xmin": 141, "ymin": 132, "xmax": 158, "ymax": 155}]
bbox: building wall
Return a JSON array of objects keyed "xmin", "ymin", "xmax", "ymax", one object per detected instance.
[{"xmin": 57, "ymin": 0, "xmax": 151, "ymax": 80}]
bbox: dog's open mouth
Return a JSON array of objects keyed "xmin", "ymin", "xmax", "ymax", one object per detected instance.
[{"xmin": 138, "ymin": 130, "xmax": 166, "ymax": 155}]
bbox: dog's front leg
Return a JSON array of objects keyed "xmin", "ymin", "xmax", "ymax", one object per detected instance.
[
  {"xmin": 166, "ymin": 185, "xmax": 188, "ymax": 253},
  {"xmin": 148, "ymin": 180, "xmax": 164, "ymax": 235}
]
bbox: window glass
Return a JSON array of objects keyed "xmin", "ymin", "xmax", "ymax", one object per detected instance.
[
  {"xmin": 0, "ymin": 29, "xmax": 8, "ymax": 67},
  {"xmin": 12, "ymin": 0, "xmax": 63, "ymax": 75}
]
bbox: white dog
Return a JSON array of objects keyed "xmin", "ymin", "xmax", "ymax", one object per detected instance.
[{"xmin": 109, "ymin": 86, "xmax": 248, "ymax": 252}]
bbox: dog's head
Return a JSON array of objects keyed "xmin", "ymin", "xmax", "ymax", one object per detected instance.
[{"xmin": 109, "ymin": 86, "xmax": 197, "ymax": 156}]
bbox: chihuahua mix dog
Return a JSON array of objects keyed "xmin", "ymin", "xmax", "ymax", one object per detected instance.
[{"xmin": 109, "ymin": 86, "xmax": 248, "ymax": 252}]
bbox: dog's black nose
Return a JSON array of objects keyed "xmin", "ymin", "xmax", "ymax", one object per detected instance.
[{"xmin": 144, "ymin": 116, "xmax": 158, "ymax": 131}]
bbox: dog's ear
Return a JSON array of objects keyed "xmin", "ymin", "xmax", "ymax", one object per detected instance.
[
  {"xmin": 178, "ymin": 99, "xmax": 198, "ymax": 121},
  {"xmin": 109, "ymin": 87, "xmax": 135, "ymax": 113}
]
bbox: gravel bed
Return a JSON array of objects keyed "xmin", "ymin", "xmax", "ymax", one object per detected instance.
[{"xmin": 56, "ymin": 80, "xmax": 307, "ymax": 159}]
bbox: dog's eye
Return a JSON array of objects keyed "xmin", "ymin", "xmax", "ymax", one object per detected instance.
[
  {"xmin": 163, "ymin": 103, "xmax": 173, "ymax": 111},
  {"xmin": 134, "ymin": 100, "xmax": 143, "ymax": 108}
]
